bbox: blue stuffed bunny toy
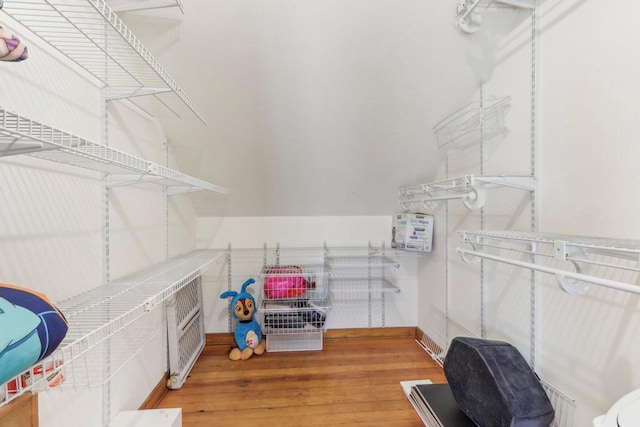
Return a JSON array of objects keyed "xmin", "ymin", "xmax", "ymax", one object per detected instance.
[{"xmin": 220, "ymin": 278, "xmax": 266, "ymax": 360}]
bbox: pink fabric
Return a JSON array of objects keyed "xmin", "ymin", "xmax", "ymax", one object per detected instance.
[
  {"xmin": 263, "ymin": 265, "xmax": 314, "ymax": 299},
  {"xmin": 0, "ymin": 26, "xmax": 28, "ymax": 62}
]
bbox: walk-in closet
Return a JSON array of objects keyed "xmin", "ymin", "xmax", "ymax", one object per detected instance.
[{"xmin": 1, "ymin": 1, "xmax": 638, "ymax": 426}]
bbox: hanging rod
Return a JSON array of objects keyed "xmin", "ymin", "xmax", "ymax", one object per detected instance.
[
  {"xmin": 457, "ymin": 247, "xmax": 640, "ymax": 296},
  {"xmin": 400, "ymin": 189, "xmax": 481, "ymax": 211},
  {"xmin": 399, "ymin": 175, "xmax": 533, "ymax": 212}
]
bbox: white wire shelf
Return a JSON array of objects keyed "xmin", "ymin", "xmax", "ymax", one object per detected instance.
[
  {"xmin": 105, "ymin": 0, "xmax": 183, "ymax": 13},
  {"xmin": 0, "ymin": 107, "xmax": 228, "ymax": 194},
  {"xmin": 456, "ymin": 0, "xmax": 535, "ymax": 34},
  {"xmin": 457, "ymin": 230, "xmax": 640, "ymax": 295},
  {"xmin": 433, "ymin": 96, "xmax": 511, "ymax": 151},
  {"xmin": 1, "ymin": 0, "xmax": 203, "ymax": 122},
  {"xmin": 260, "ymin": 298, "xmax": 330, "ymax": 335},
  {"xmin": 399, "ymin": 174, "xmax": 534, "ymax": 212},
  {"xmin": 325, "ymin": 255, "xmax": 400, "ymax": 270},
  {"xmin": 329, "ymin": 278, "xmax": 400, "ymax": 294},
  {"xmin": 0, "ymin": 249, "xmax": 223, "ymax": 407}
]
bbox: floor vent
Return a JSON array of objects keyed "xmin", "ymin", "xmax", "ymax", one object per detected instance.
[{"xmin": 541, "ymin": 380, "xmax": 575, "ymax": 427}]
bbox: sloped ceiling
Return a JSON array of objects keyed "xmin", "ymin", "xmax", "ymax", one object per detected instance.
[{"xmin": 118, "ymin": 0, "xmax": 486, "ymax": 217}]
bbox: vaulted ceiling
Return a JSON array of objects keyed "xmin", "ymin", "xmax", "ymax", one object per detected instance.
[{"xmin": 119, "ymin": 0, "xmax": 486, "ymax": 217}]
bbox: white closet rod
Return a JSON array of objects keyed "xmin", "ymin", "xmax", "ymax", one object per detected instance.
[
  {"xmin": 457, "ymin": 247, "xmax": 640, "ymax": 295},
  {"xmin": 419, "ymin": 192, "xmax": 474, "ymax": 202},
  {"xmin": 404, "ymin": 191, "xmax": 473, "ymax": 204}
]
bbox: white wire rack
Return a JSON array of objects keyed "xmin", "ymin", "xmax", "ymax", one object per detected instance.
[
  {"xmin": 221, "ymin": 245, "xmax": 411, "ymax": 348},
  {"xmin": 1, "ymin": 0, "xmax": 203, "ymax": 122},
  {"xmin": 220, "ymin": 246, "xmax": 332, "ymax": 352},
  {"xmin": 260, "ymin": 298, "xmax": 330, "ymax": 335},
  {"xmin": 105, "ymin": 0, "xmax": 184, "ymax": 13},
  {"xmin": 458, "ymin": 230, "xmax": 640, "ymax": 295},
  {"xmin": 399, "ymin": 174, "xmax": 534, "ymax": 212},
  {"xmin": 0, "ymin": 310, "xmax": 161, "ymax": 403},
  {"xmin": 259, "ymin": 263, "xmax": 329, "ymax": 301},
  {"xmin": 329, "ymin": 278, "xmax": 400, "ymax": 295},
  {"xmin": 0, "ymin": 249, "xmax": 224, "ymax": 408},
  {"xmin": 433, "ymin": 96, "xmax": 511, "ymax": 151},
  {"xmin": 0, "ymin": 107, "xmax": 227, "ymax": 194},
  {"xmin": 325, "ymin": 255, "xmax": 401, "ymax": 270},
  {"xmin": 326, "ymin": 254, "xmax": 401, "ymax": 295},
  {"xmin": 455, "ymin": 0, "xmax": 535, "ymax": 34},
  {"xmin": 324, "ymin": 248, "xmax": 403, "ymax": 329}
]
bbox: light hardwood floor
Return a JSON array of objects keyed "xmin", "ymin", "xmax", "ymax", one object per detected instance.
[{"xmin": 152, "ymin": 328, "xmax": 446, "ymax": 427}]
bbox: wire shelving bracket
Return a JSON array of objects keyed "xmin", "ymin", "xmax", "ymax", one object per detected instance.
[
  {"xmin": 1, "ymin": 0, "xmax": 203, "ymax": 122},
  {"xmin": 457, "ymin": 230, "xmax": 640, "ymax": 296},
  {"xmin": 0, "ymin": 107, "xmax": 228, "ymax": 194},
  {"xmin": 455, "ymin": 0, "xmax": 536, "ymax": 34},
  {"xmin": 398, "ymin": 174, "xmax": 534, "ymax": 212}
]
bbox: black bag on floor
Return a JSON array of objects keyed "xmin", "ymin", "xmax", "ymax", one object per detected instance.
[{"xmin": 443, "ymin": 337, "xmax": 555, "ymax": 427}]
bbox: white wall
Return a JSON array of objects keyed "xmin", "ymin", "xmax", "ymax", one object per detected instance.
[
  {"xmin": 120, "ymin": 0, "xmax": 478, "ymax": 218},
  {"xmin": 417, "ymin": 1, "xmax": 640, "ymax": 426},
  {"xmin": 536, "ymin": 0, "xmax": 640, "ymax": 423},
  {"xmin": 0, "ymin": 15, "xmax": 197, "ymax": 426}
]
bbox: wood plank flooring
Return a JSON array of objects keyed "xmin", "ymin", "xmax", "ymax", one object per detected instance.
[{"xmin": 153, "ymin": 328, "xmax": 446, "ymax": 427}]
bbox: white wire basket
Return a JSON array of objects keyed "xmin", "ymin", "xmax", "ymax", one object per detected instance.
[
  {"xmin": 260, "ymin": 298, "xmax": 330, "ymax": 335},
  {"xmin": 259, "ymin": 264, "xmax": 329, "ymax": 301},
  {"xmin": 433, "ymin": 96, "xmax": 511, "ymax": 151},
  {"xmin": 259, "ymin": 280, "xmax": 329, "ymax": 352},
  {"xmin": 265, "ymin": 331, "xmax": 324, "ymax": 352}
]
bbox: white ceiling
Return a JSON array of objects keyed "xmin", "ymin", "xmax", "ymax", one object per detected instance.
[{"xmin": 119, "ymin": 0, "xmax": 486, "ymax": 217}]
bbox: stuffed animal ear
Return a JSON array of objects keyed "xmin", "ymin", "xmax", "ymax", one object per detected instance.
[
  {"xmin": 220, "ymin": 290, "xmax": 238, "ymax": 300},
  {"xmin": 0, "ymin": 25, "xmax": 29, "ymax": 62},
  {"xmin": 240, "ymin": 278, "xmax": 255, "ymax": 294}
]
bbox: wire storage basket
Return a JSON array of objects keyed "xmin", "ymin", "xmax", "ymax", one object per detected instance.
[
  {"xmin": 255, "ymin": 248, "xmax": 331, "ymax": 351},
  {"xmin": 433, "ymin": 96, "xmax": 511, "ymax": 151},
  {"xmin": 259, "ymin": 264, "xmax": 328, "ymax": 301},
  {"xmin": 260, "ymin": 296, "xmax": 330, "ymax": 352}
]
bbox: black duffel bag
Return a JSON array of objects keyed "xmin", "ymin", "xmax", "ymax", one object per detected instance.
[{"xmin": 444, "ymin": 337, "xmax": 555, "ymax": 427}]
